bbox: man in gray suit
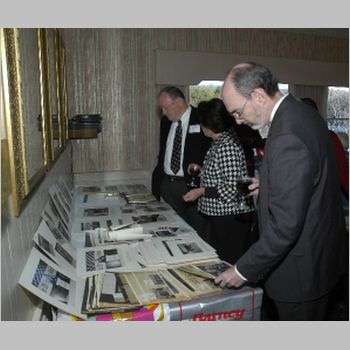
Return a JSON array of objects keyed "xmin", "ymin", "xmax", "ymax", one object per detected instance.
[{"xmin": 215, "ymin": 62, "xmax": 348, "ymax": 320}]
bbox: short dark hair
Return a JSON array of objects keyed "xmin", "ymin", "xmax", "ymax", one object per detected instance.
[
  {"xmin": 231, "ymin": 62, "xmax": 279, "ymax": 98},
  {"xmin": 301, "ymin": 97, "xmax": 319, "ymax": 111},
  {"xmin": 158, "ymin": 86, "xmax": 186, "ymax": 100},
  {"xmin": 197, "ymin": 98, "xmax": 234, "ymax": 133}
]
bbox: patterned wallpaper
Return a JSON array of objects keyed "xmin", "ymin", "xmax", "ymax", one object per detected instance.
[{"xmin": 61, "ymin": 28, "xmax": 348, "ymax": 174}]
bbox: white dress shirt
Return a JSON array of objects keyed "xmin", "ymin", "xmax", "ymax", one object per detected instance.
[{"xmin": 164, "ymin": 106, "xmax": 191, "ymax": 177}]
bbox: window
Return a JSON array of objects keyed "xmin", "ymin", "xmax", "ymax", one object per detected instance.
[
  {"xmin": 189, "ymin": 81, "xmax": 223, "ymax": 107},
  {"xmin": 190, "ymin": 81, "xmax": 288, "ymax": 107},
  {"xmin": 327, "ymin": 86, "xmax": 349, "ymax": 137}
]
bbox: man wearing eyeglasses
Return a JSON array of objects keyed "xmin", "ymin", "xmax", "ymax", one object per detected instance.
[{"xmin": 215, "ymin": 62, "xmax": 348, "ymax": 321}]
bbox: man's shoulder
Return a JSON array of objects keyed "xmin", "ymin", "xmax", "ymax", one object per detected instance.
[{"xmin": 189, "ymin": 106, "xmax": 200, "ymax": 124}]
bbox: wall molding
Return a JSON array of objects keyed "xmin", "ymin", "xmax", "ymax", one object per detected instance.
[{"xmin": 156, "ymin": 50, "xmax": 349, "ymax": 86}]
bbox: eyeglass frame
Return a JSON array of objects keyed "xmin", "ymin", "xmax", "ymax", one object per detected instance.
[{"xmin": 231, "ymin": 99, "xmax": 248, "ymax": 119}]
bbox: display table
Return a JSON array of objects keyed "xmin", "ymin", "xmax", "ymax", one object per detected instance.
[
  {"xmin": 19, "ymin": 171, "xmax": 263, "ymax": 321},
  {"xmin": 69, "ymin": 172, "xmax": 263, "ymax": 321}
]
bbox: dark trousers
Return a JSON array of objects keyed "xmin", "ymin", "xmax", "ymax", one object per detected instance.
[
  {"xmin": 273, "ymin": 292, "xmax": 331, "ymax": 321},
  {"xmin": 160, "ymin": 176, "xmax": 210, "ymax": 242},
  {"xmin": 209, "ymin": 212, "xmax": 255, "ymax": 265}
]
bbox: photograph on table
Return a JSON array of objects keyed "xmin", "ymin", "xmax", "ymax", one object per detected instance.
[
  {"xmin": 135, "ymin": 203, "xmax": 171, "ymax": 214},
  {"xmin": 131, "ymin": 213, "xmax": 168, "ymax": 224},
  {"xmin": 76, "ymin": 244, "xmax": 146, "ymax": 278},
  {"xmin": 178, "ymin": 259, "xmax": 232, "ymax": 280},
  {"xmin": 42, "ymin": 202, "xmax": 71, "ymax": 243},
  {"xmin": 51, "ymin": 183, "xmax": 71, "ymax": 213},
  {"xmin": 98, "ymin": 272, "xmax": 140, "ymax": 308},
  {"xmin": 77, "ymin": 185, "xmax": 102, "ymax": 193},
  {"xmin": 32, "ymin": 220, "xmax": 77, "ymax": 273},
  {"xmin": 166, "ymin": 268, "xmax": 222, "ymax": 297},
  {"xmin": 123, "ymin": 269, "xmax": 192, "ymax": 305},
  {"xmin": 79, "ymin": 192, "xmax": 120, "ymax": 205},
  {"xmin": 18, "ymin": 247, "xmax": 86, "ymax": 319},
  {"xmin": 71, "ymin": 217, "xmax": 115, "ymax": 236},
  {"xmin": 48, "ymin": 185, "xmax": 71, "ymax": 228},
  {"xmin": 47, "ymin": 197, "xmax": 70, "ymax": 232},
  {"xmin": 146, "ymin": 225, "xmax": 195, "ymax": 238},
  {"xmin": 58, "ymin": 176, "xmax": 73, "ymax": 204},
  {"xmin": 125, "ymin": 193, "xmax": 157, "ymax": 204},
  {"xmin": 152, "ymin": 236, "xmax": 217, "ymax": 264}
]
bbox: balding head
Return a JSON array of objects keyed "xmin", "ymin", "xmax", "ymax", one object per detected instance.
[
  {"xmin": 222, "ymin": 62, "xmax": 282, "ymax": 130},
  {"xmin": 224, "ymin": 62, "xmax": 279, "ymax": 99}
]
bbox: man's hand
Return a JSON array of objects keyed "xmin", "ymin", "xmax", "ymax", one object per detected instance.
[
  {"xmin": 183, "ymin": 187, "xmax": 204, "ymax": 202},
  {"xmin": 248, "ymin": 177, "xmax": 260, "ymax": 196},
  {"xmin": 214, "ymin": 266, "xmax": 245, "ymax": 288}
]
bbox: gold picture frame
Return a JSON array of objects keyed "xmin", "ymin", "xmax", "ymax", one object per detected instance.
[
  {"xmin": 40, "ymin": 28, "xmax": 64, "ymax": 162},
  {"xmin": 1, "ymin": 28, "xmax": 50, "ymax": 216},
  {"xmin": 57, "ymin": 32, "xmax": 69, "ymax": 147}
]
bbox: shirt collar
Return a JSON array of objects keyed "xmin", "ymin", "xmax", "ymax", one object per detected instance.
[
  {"xmin": 259, "ymin": 93, "xmax": 289, "ymax": 138},
  {"xmin": 178, "ymin": 105, "xmax": 191, "ymax": 125},
  {"xmin": 270, "ymin": 93, "xmax": 289, "ymax": 123}
]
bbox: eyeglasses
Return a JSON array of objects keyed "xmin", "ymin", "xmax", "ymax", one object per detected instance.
[{"xmin": 232, "ymin": 99, "xmax": 248, "ymax": 119}]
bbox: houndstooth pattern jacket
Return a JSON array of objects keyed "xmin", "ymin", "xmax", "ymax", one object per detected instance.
[{"xmin": 198, "ymin": 129, "xmax": 254, "ymax": 216}]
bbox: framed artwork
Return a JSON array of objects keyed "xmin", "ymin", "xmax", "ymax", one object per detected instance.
[
  {"xmin": 1, "ymin": 28, "xmax": 50, "ymax": 216},
  {"xmin": 57, "ymin": 32, "xmax": 69, "ymax": 147},
  {"xmin": 43, "ymin": 28, "xmax": 64, "ymax": 160}
]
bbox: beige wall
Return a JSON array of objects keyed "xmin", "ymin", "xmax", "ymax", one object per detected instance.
[
  {"xmin": 1, "ymin": 145, "xmax": 72, "ymax": 321},
  {"xmin": 61, "ymin": 28, "xmax": 348, "ymax": 174}
]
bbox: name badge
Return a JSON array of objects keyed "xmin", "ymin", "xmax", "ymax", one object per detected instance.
[{"xmin": 189, "ymin": 124, "xmax": 201, "ymax": 133}]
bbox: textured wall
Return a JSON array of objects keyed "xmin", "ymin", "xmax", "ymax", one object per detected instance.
[
  {"xmin": 61, "ymin": 28, "xmax": 348, "ymax": 174},
  {"xmin": 1, "ymin": 145, "xmax": 72, "ymax": 321}
]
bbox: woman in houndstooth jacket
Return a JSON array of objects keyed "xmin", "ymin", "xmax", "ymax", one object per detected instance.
[{"xmin": 183, "ymin": 98, "xmax": 256, "ymax": 265}]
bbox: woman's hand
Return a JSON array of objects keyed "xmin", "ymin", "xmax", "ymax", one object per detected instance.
[{"xmin": 183, "ymin": 188, "xmax": 205, "ymax": 202}]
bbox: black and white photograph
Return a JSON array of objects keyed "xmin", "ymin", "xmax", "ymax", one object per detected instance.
[
  {"xmin": 81, "ymin": 221, "xmax": 101, "ymax": 231},
  {"xmin": 32, "ymin": 220, "xmax": 77, "ymax": 274},
  {"xmin": 177, "ymin": 242, "xmax": 203, "ymax": 255},
  {"xmin": 51, "ymin": 191, "xmax": 70, "ymax": 225},
  {"xmin": 37, "ymin": 234, "xmax": 55, "ymax": 256},
  {"xmin": 17, "ymin": 246, "xmax": 86, "ymax": 320},
  {"xmin": 58, "ymin": 176, "xmax": 73, "ymax": 204},
  {"xmin": 121, "ymin": 206, "xmax": 137, "ymax": 214},
  {"xmin": 149, "ymin": 225, "xmax": 192, "ymax": 238},
  {"xmin": 195, "ymin": 261, "xmax": 232, "ymax": 278},
  {"xmin": 76, "ymin": 245, "xmax": 135, "ymax": 278},
  {"xmin": 131, "ymin": 214, "xmax": 167, "ymax": 224},
  {"xmin": 79, "ymin": 186, "xmax": 101, "ymax": 192},
  {"xmin": 99, "ymin": 272, "xmax": 134, "ymax": 305},
  {"xmin": 85, "ymin": 248, "xmax": 122, "ymax": 272},
  {"xmin": 31, "ymin": 259, "xmax": 69, "ymax": 304},
  {"xmin": 57, "ymin": 221, "xmax": 71, "ymax": 242},
  {"xmin": 55, "ymin": 243, "xmax": 76, "ymax": 267},
  {"xmin": 83, "ymin": 207, "xmax": 109, "ymax": 217},
  {"xmin": 138, "ymin": 204, "xmax": 170, "ymax": 213}
]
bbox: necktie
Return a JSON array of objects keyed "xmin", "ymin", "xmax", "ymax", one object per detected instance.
[{"xmin": 170, "ymin": 120, "xmax": 182, "ymax": 174}]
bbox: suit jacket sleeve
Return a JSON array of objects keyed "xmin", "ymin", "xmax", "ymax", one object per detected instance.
[{"xmin": 236, "ymin": 133, "xmax": 314, "ymax": 282}]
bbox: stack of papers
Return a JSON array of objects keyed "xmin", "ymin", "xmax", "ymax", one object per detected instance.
[{"xmin": 18, "ymin": 178, "xmax": 234, "ymax": 319}]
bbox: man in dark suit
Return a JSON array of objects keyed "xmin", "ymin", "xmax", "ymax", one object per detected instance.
[
  {"xmin": 152, "ymin": 86, "xmax": 211, "ymax": 239},
  {"xmin": 215, "ymin": 62, "xmax": 348, "ymax": 320}
]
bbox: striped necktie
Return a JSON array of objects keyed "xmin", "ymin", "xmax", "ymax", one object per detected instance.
[{"xmin": 170, "ymin": 120, "xmax": 182, "ymax": 174}]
